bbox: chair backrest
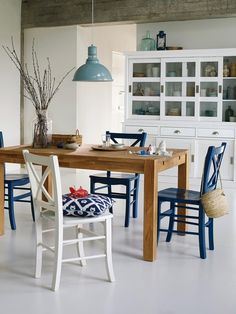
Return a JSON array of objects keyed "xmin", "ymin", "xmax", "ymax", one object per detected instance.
[
  {"xmin": 106, "ymin": 131, "xmax": 147, "ymax": 147},
  {"xmin": 23, "ymin": 150, "xmax": 63, "ymax": 226},
  {"xmin": 201, "ymin": 142, "xmax": 226, "ymax": 195},
  {"xmin": 0, "ymin": 131, "xmax": 3, "ymax": 148}
]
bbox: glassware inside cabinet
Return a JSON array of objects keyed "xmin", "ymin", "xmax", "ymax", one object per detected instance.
[
  {"xmin": 222, "ymin": 101, "xmax": 236, "ymax": 122},
  {"xmin": 187, "ymin": 62, "xmax": 196, "ymax": 77},
  {"xmin": 223, "ymin": 79, "xmax": 236, "ymax": 100},
  {"xmin": 166, "ymin": 62, "xmax": 182, "ymax": 77},
  {"xmin": 132, "ymin": 101, "xmax": 160, "ymax": 116},
  {"xmin": 186, "ymin": 102, "xmax": 195, "ymax": 116},
  {"xmin": 223, "ymin": 56, "xmax": 236, "ymax": 77},
  {"xmin": 133, "ymin": 82, "xmax": 160, "ymax": 96},
  {"xmin": 133, "ymin": 62, "xmax": 161, "ymax": 78},
  {"xmin": 165, "ymin": 101, "xmax": 195, "ymax": 118},
  {"xmin": 201, "ymin": 61, "xmax": 218, "ymax": 77},
  {"xmin": 200, "ymin": 82, "xmax": 218, "ymax": 97},
  {"xmin": 165, "ymin": 82, "xmax": 182, "ymax": 96},
  {"xmin": 165, "ymin": 101, "xmax": 181, "ymax": 116},
  {"xmin": 186, "ymin": 82, "xmax": 195, "ymax": 96},
  {"xmin": 200, "ymin": 102, "xmax": 217, "ymax": 117}
]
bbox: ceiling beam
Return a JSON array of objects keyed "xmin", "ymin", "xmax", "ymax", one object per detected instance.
[{"xmin": 22, "ymin": 0, "xmax": 236, "ymax": 29}]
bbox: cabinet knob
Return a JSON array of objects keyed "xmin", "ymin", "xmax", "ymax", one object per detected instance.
[
  {"xmin": 174, "ymin": 129, "xmax": 181, "ymax": 134},
  {"xmin": 212, "ymin": 131, "xmax": 219, "ymax": 135},
  {"xmin": 138, "ymin": 128, "xmax": 144, "ymax": 132}
]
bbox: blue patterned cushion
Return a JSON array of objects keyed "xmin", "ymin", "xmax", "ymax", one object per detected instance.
[{"xmin": 62, "ymin": 194, "xmax": 113, "ymax": 217}]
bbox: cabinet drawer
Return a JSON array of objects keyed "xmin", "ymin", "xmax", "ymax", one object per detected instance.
[
  {"xmin": 198, "ymin": 128, "xmax": 234, "ymax": 138},
  {"xmin": 125, "ymin": 125, "xmax": 159, "ymax": 135},
  {"xmin": 160, "ymin": 127, "xmax": 196, "ymax": 137}
]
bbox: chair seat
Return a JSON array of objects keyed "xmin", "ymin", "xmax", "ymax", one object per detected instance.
[
  {"xmin": 63, "ymin": 212, "xmax": 113, "ymax": 225},
  {"xmin": 5, "ymin": 173, "xmax": 30, "ymax": 184},
  {"xmin": 42, "ymin": 211, "xmax": 113, "ymax": 225},
  {"xmin": 158, "ymin": 188, "xmax": 201, "ymax": 204},
  {"xmin": 91, "ymin": 172, "xmax": 137, "ymax": 180}
]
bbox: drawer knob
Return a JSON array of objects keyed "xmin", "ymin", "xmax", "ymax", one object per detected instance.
[
  {"xmin": 138, "ymin": 128, "xmax": 144, "ymax": 132},
  {"xmin": 212, "ymin": 131, "xmax": 219, "ymax": 135},
  {"xmin": 174, "ymin": 129, "xmax": 181, "ymax": 134}
]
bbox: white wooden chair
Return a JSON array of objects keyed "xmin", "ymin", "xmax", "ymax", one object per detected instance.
[{"xmin": 23, "ymin": 150, "xmax": 115, "ymax": 291}]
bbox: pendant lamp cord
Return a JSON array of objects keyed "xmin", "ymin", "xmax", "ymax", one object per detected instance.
[{"xmin": 91, "ymin": 0, "xmax": 94, "ymax": 44}]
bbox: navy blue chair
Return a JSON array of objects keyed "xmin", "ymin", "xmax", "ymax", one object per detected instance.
[
  {"xmin": 90, "ymin": 131, "xmax": 147, "ymax": 227},
  {"xmin": 157, "ymin": 142, "xmax": 226, "ymax": 259},
  {"xmin": 0, "ymin": 132, "xmax": 34, "ymax": 230}
]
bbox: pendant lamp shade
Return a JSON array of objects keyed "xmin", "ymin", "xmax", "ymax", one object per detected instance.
[{"xmin": 73, "ymin": 45, "xmax": 113, "ymax": 82}]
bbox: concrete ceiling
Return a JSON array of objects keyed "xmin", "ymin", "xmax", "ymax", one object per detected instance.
[{"xmin": 21, "ymin": 0, "xmax": 236, "ymax": 29}]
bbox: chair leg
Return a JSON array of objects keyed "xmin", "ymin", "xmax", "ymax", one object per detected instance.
[
  {"xmin": 208, "ymin": 218, "xmax": 214, "ymax": 250},
  {"xmin": 166, "ymin": 202, "xmax": 175, "ymax": 242},
  {"xmin": 7, "ymin": 185, "xmax": 16, "ymax": 230},
  {"xmin": 104, "ymin": 218, "xmax": 115, "ymax": 282},
  {"xmin": 157, "ymin": 199, "xmax": 162, "ymax": 242},
  {"xmin": 124, "ymin": 184, "xmax": 131, "ymax": 227},
  {"xmin": 76, "ymin": 225, "xmax": 87, "ymax": 266},
  {"xmin": 132, "ymin": 178, "xmax": 139, "ymax": 218},
  {"xmin": 51, "ymin": 226, "xmax": 63, "ymax": 291},
  {"xmin": 199, "ymin": 206, "xmax": 206, "ymax": 259},
  {"xmin": 30, "ymin": 196, "xmax": 35, "ymax": 222},
  {"xmin": 35, "ymin": 218, "xmax": 43, "ymax": 279}
]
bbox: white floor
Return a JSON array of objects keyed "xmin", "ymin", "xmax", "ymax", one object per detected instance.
[{"xmin": 0, "ymin": 172, "xmax": 236, "ymax": 314}]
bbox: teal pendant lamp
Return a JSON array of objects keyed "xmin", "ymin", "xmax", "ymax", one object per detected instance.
[{"xmin": 73, "ymin": 0, "xmax": 113, "ymax": 82}]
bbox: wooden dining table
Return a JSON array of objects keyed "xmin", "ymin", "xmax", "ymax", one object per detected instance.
[{"xmin": 0, "ymin": 144, "xmax": 189, "ymax": 262}]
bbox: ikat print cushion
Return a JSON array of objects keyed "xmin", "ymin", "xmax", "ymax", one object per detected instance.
[{"xmin": 62, "ymin": 194, "xmax": 113, "ymax": 217}]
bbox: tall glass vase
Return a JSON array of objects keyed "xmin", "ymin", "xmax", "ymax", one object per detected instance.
[{"xmin": 32, "ymin": 110, "xmax": 52, "ymax": 148}]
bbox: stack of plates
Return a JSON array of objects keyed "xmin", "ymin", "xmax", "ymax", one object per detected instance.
[{"xmin": 111, "ymin": 143, "xmax": 124, "ymax": 149}]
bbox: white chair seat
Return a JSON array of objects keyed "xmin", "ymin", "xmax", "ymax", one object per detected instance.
[{"xmin": 63, "ymin": 212, "xmax": 113, "ymax": 225}]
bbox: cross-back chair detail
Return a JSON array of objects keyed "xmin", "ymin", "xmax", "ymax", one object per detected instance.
[
  {"xmin": 23, "ymin": 150, "xmax": 115, "ymax": 291},
  {"xmin": 90, "ymin": 131, "xmax": 147, "ymax": 227},
  {"xmin": 0, "ymin": 131, "xmax": 34, "ymax": 230},
  {"xmin": 157, "ymin": 142, "xmax": 226, "ymax": 259}
]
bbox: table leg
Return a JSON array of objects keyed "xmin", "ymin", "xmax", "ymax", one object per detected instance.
[
  {"xmin": 177, "ymin": 151, "xmax": 190, "ymax": 233},
  {"xmin": 143, "ymin": 160, "xmax": 158, "ymax": 262},
  {"xmin": 0, "ymin": 162, "xmax": 4, "ymax": 235}
]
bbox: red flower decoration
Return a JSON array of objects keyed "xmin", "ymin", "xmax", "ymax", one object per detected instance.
[{"xmin": 69, "ymin": 186, "xmax": 88, "ymax": 198}]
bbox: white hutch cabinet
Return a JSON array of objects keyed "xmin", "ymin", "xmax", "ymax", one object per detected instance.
[{"xmin": 123, "ymin": 49, "xmax": 236, "ymax": 186}]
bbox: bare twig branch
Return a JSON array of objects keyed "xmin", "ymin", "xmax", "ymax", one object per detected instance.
[{"xmin": 2, "ymin": 38, "xmax": 75, "ymax": 111}]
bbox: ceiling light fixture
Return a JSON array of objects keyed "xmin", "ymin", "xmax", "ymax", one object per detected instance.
[{"xmin": 73, "ymin": 0, "xmax": 113, "ymax": 82}]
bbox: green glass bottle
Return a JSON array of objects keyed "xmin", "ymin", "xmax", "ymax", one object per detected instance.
[
  {"xmin": 140, "ymin": 31, "xmax": 155, "ymax": 51},
  {"xmin": 225, "ymin": 105, "xmax": 234, "ymax": 122}
]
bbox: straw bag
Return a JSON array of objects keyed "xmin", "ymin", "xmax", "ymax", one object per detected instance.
[{"xmin": 201, "ymin": 174, "xmax": 229, "ymax": 218}]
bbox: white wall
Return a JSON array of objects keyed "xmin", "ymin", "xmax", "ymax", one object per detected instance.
[
  {"xmin": 0, "ymin": 0, "xmax": 21, "ymax": 146},
  {"xmin": 76, "ymin": 24, "xmax": 136, "ymax": 144},
  {"xmin": 23, "ymin": 24, "xmax": 136, "ymax": 145},
  {"xmin": 24, "ymin": 26, "xmax": 77, "ymax": 144},
  {"xmin": 137, "ymin": 17, "xmax": 236, "ymax": 50}
]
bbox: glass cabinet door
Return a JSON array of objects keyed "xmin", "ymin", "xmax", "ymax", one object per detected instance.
[
  {"xmin": 222, "ymin": 56, "xmax": 236, "ymax": 122},
  {"xmin": 161, "ymin": 58, "xmax": 197, "ymax": 120},
  {"xmin": 128, "ymin": 59, "xmax": 161, "ymax": 119},
  {"xmin": 198, "ymin": 57, "xmax": 222, "ymax": 120}
]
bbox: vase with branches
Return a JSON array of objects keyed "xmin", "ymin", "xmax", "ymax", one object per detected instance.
[{"xmin": 3, "ymin": 38, "xmax": 74, "ymax": 148}]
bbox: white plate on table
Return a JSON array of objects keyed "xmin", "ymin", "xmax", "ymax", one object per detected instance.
[{"xmin": 91, "ymin": 145, "xmax": 127, "ymax": 151}]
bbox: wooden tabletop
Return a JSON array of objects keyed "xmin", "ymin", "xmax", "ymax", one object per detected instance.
[
  {"xmin": 0, "ymin": 144, "xmax": 189, "ymax": 261},
  {"xmin": 0, "ymin": 144, "xmax": 188, "ymax": 174}
]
